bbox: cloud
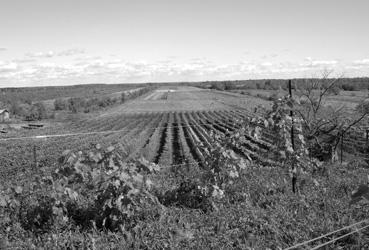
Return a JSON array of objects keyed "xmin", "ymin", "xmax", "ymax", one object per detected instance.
[
  {"xmin": 302, "ymin": 57, "xmax": 338, "ymax": 68},
  {"xmin": 311, "ymin": 60, "xmax": 338, "ymax": 66},
  {"xmin": 58, "ymin": 48, "xmax": 85, "ymax": 56},
  {"xmin": 74, "ymin": 55, "xmax": 102, "ymax": 62},
  {"xmin": 26, "ymin": 51, "xmax": 54, "ymax": 58},
  {"xmin": 0, "ymin": 61, "xmax": 18, "ymax": 73},
  {"xmin": 13, "ymin": 58, "xmax": 37, "ymax": 63},
  {"xmin": 1, "ymin": 56, "xmax": 367, "ymax": 87},
  {"xmin": 260, "ymin": 62, "xmax": 273, "ymax": 67},
  {"xmin": 353, "ymin": 59, "xmax": 369, "ymax": 66},
  {"xmin": 0, "ymin": 48, "xmax": 6, "ymax": 51}
]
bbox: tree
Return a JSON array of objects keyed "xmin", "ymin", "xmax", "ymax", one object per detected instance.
[
  {"xmin": 264, "ymin": 80, "xmax": 272, "ymax": 90},
  {"xmin": 68, "ymin": 97, "xmax": 85, "ymax": 113},
  {"xmin": 9, "ymin": 101, "xmax": 22, "ymax": 116},
  {"xmin": 121, "ymin": 92, "xmax": 127, "ymax": 103},
  {"xmin": 293, "ymin": 70, "xmax": 369, "ymax": 159},
  {"xmin": 243, "ymin": 71, "xmax": 369, "ymax": 192},
  {"xmin": 54, "ymin": 98, "xmax": 67, "ymax": 110},
  {"xmin": 26, "ymin": 102, "xmax": 47, "ymax": 120}
]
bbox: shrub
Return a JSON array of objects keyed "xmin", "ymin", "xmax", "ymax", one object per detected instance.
[
  {"xmin": 23, "ymin": 98, "xmax": 33, "ymax": 105},
  {"xmin": 121, "ymin": 93, "xmax": 126, "ymax": 103},
  {"xmin": 341, "ymin": 83, "xmax": 357, "ymax": 91},
  {"xmin": 356, "ymin": 100, "xmax": 369, "ymax": 114},
  {"xmin": 210, "ymin": 82, "xmax": 225, "ymax": 91},
  {"xmin": 54, "ymin": 98, "xmax": 67, "ymax": 110},
  {"xmin": 268, "ymin": 92, "xmax": 279, "ymax": 101},
  {"xmin": 9, "ymin": 101, "xmax": 22, "ymax": 116},
  {"xmin": 0, "ymin": 146, "xmax": 162, "ymax": 234},
  {"xmin": 26, "ymin": 102, "xmax": 47, "ymax": 121},
  {"xmin": 98, "ymin": 97, "xmax": 116, "ymax": 108},
  {"xmin": 68, "ymin": 97, "xmax": 85, "ymax": 113}
]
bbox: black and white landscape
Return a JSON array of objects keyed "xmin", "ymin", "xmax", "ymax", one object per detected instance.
[{"xmin": 1, "ymin": 1, "xmax": 369, "ymax": 249}]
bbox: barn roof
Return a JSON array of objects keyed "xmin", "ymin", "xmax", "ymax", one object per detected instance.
[{"xmin": 0, "ymin": 109, "xmax": 9, "ymax": 114}]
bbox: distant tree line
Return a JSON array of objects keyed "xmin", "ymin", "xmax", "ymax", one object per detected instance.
[
  {"xmin": 8, "ymin": 101, "xmax": 49, "ymax": 121},
  {"xmin": 0, "ymin": 83, "xmax": 147, "ymax": 105},
  {"xmin": 54, "ymin": 87, "xmax": 152, "ymax": 113},
  {"xmin": 187, "ymin": 77, "xmax": 369, "ymax": 92},
  {"xmin": 2, "ymin": 87, "xmax": 153, "ymax": 120}
]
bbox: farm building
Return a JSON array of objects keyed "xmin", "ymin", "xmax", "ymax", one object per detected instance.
[{"xmin": 0, "ymin": 109, "xmax": 10, "ymax": 122}]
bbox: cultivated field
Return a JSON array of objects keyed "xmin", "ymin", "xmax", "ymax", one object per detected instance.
[
  {"xmin": 100, "ymin": 86, "xmax": 270, "ymax": 114},
  {"xmin": 1, "ymin": 85, "xmax": 369, "ymax": 249},
  {"xmin": 0, "ymin": 86, "xmax": 271, "ymax": 185}
]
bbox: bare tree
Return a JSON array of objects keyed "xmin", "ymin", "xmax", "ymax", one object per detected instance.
[{"xmin": 294, "ymin": 70, "xmax": 369, "ymax": 159}]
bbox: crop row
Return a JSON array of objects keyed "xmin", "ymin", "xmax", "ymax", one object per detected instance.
[{"xmin": 1, "ymin": 109, "xmax": 283, "ymax": 184}]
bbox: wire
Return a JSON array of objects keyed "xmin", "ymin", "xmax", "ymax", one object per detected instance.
[
  {"xmin": 0, "ymin": 120, "xmax": 249, "ymax": 142},
  {"xmin": 310, "ymin": 223, "xmax": 369, "ymax": 250},
  {"xmin": 284, "ymin": 219, "xmax": 369, "ymax": 250}
]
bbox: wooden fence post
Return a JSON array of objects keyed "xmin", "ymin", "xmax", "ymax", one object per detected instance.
[
  {"xmin": 340, "ymin": 130, "xmax": 344, "ymax": 164},
  {"xmin": 33, "ymin": 145, "xmax": 38, "ymax": 168},
  {"xmin": 288, "ymin": 79, "xmax": 297, "ymax": 193}
]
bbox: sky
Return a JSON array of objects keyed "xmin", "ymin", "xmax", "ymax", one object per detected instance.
[{"xmin": 0, "ymin": 0, "xmax": 369, "ymax": 87}]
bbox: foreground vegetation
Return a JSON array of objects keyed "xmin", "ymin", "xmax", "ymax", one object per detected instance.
[
  {"xmin": 2, "ymin": 79, "xmax": 369, "ymax": 249},
  {"xmin": 1, "ymin": 143, "xmax": 368, "ymax": 249}
]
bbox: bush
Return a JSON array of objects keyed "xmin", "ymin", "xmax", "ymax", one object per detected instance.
[
  {"xmin": 68, "ymin": 97, "xmax": 85, "ymax": 113},
  {"xmin": 98, "ymin": 97, "xmax": 116, "ymax": 108},
  {"xmin": 0, "ymin": 146, "xmax": 162, "ymax": 235},
  {"xmin": 268, "ymin": 92, "xmax": 279, "ymax": 101},
  {"xmin": 23, "ymin": 98, "xmax": 33, "ymax": 105},
  {"xmin": 341, "ymin": 83, "xmax": 357, "ymax": 91},
  {"xmin": 210, "ymin": 82, "xmax": 225, "ymax": 91},
  {"xmin": 9, "ymin": 101, "xmax": 23, "ymax": 116},
  {"xmin": 25, "ymin": 102, "xmax": 47, "ymax": 121},
  {"xmin": 356, "ymin": 100, "xmax": 369, "ymax": 114},
  {"xmin": 331, "ymin": 86, "xmax": 341, "ymax": 95},
  {"xmin": 54, "ymin": 98, "xmax": 67, "ymax": 110},
  {"xmin": 121, "ymin": 93, "xmax": 126, "ymax": 103}
]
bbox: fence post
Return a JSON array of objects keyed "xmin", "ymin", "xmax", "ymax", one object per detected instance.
[
  {"xmin": 288, "ymin": 79, "xmax": 297, "ymax": 193},
  {"xmin": 33, "ymin": 145, "xmax": 38, "ymax": 168},
  {"xmin": 340, "ymin": 130, "xmax": 343, "ymax": 164}
]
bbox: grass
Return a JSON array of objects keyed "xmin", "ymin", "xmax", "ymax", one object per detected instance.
[
  {"xmin": 102, "ymin": 86, "xmax": 269, "ymax": 113},
  {"xmin": 1, "ymin": 158, "xmax": 369, "ymax": 249}
]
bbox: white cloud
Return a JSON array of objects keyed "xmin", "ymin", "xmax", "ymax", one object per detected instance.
[
  {"xmin": 303, "ymin": 57, "xmax": 338, "ymax": 67},
  {"xmin": 0, "ymin": 48, "xmax": 6, "ymax": 51},
  {"xmin": 353, "ymin": 59, "xmax": 369, "ymax": 66},
  {"xmin": 1, "ymin": 56, "xmax": 367, "ymax": 87},
  {"xmin": 0, "ymin": 61, "xmax": 18, "ymax": 73},
  {"xmin": 260, "ymin": 62, "xmax": 273, "ymax": 67},
  {"xmin": 58, "ymin": 48, "xmax": 85, "ymax": 56},
  {"xmin": 26, "ymin": 51, "xmax": 54, "ymax": 58},
  {"xmin": 311, "ymin": 60, "xmax": 338, "ymax": 66},
  {"xmin": 13, "ymin": 58, "xmax": 37, "ymax": 63}
]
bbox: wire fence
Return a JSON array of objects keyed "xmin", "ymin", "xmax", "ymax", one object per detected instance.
[
  {"xmin": 0, "ymin": 120, "xmax": 245, "ymax": 142},
  {"xmin": 284, "ymin": 219, "xmax": 369, "ymax": 249},
  {"xmin": 2, "ymin": 113, "xmax": 369, "ymax": 169}
]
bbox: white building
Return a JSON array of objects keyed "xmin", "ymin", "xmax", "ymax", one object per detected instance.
[{"xmin": 0, "ymin": 109, "xmax": 10, "ymax": 122}]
